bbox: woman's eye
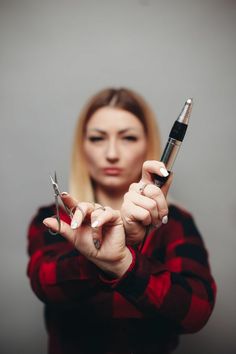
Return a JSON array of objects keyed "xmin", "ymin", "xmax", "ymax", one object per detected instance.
[
  {"xmin": 123, "ymin": 136, "xmax": 138, "ymax": 141},
  {"xmin": 88, "ymin": 136, "xmax": 104, "ymax": 142}
]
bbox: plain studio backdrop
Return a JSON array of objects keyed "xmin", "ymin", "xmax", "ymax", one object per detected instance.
[{"xmin": 0, "ymin": 0, "xmax": 235, "ymax": 353}]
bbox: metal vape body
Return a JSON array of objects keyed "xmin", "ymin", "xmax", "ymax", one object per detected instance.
[
  {"xmin": 154, "ymin": 98, "xmax": 193, "ymax": 187},
  {"xmin": 161, "ymin": 137, "xmax": 181, "ymax": 171}
]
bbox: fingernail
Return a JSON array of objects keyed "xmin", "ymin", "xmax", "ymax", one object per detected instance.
[
  {"xmin": 71, "ymin": 221, "xmax": 78, "ymax": 229},
  {"xmin": 43, "ymin": 220, "xmax": 50, "ymax": 227},
  {"xmin": 93, "ymin": 239, "xmax": 101, "ymax": 249},
  {"xmin": 61, "ymin": 192, "xmax": 68, "ymax": 196},
  {"xmin": 160, "ymin": 167, "xmax": 169, "ymax": 177},
  {"xmin": 162, "ymin": 215, "xmax": 168, "ymax": 224},
  {"xmin": 91, "ymin": 220, "xmax": 99, "ymax": 228}
]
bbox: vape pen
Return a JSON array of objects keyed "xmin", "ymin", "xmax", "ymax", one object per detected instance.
[{"xmin": 153, "ymin": 98, "xmax": 193, "ymax": 187}]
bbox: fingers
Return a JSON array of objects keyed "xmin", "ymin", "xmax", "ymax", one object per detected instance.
[
  {"xmin": 90, "ymin": 206, "xmax": 122, "ymax": 249},
  {"xmin": 90, "ymin": 206, "xmax": 107, "ymax": 250},
  {"xmin": 70, "ymin": 202, "xmax": 94, "ymax": 230},
  {"xmin": 122, "ymin": 197, "xmax": 152, "ymax": 226},
  {"xmin": 43, "ymin": 217, "xmax": 76, "ymax": 244},
  {"xmin": 60, "ymin": 192, "xmax": 78, "ymax": 210},
  {"xmin": 91, "ymin": 206, "xmax": 121, "ymax": 227},
  {"xmin": 141, "ymin": 160, "xmax": 169, "ymax": 184},
  {"xmin": 124, "ymin": 181, "xmax": 169, "ymax": 226},
  {"xmin": 60, "ymin": 193, "xmax": 95, "ymax": 229},
  {"xmin": 139, "ymin": 182, "xmax": 169, "ymax": 224},
  {"xmin": 124, "ymin": 191, "xmax": 158, "ymax": 226},
  {"xmin": 52, "ymin": 196, "xmax": 122, "ymax": 250},
  {"xmin": 133, "ymin": 160, "xmax": 173, "ymax": 226}
]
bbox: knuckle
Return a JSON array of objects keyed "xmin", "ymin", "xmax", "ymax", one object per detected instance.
[
  {"xmin": 152, "ymin": 186, "xmax": 162, "ymax": 198},
  {"xmin": 143, "ymin": 209, "xmax": 150, "ymax": 219},
  {"xmin": 124, "ymin": 215, "xmax": 131, "ymax": 223},
  {"xmin": 143, "ymin": 160, "xmax": 150, "ymax": 169},
  {"xmin": 153, "ymin": 184, "xmax": 162, "ymax": 193},
  {"xmin": 122, "ymin": 205, "xmax": 132, "ymax": 217},
  {"xmin": 123, "ymin": 215, "xmax": 134, "ymax": 225},
  {"xmin": 105, "ymin": 206, "xmax": 112, "ymax": 213},
  {"xmin": 124, "ymin": 192, "xmax": 130, "ymax": 200},
  {"xmin": 92, "ymin": 209, "xmax": 101, "ymax": 218},
  {"xmin": 160, "ymin": 207, "xmax": 169, "ymax": 217},
  {"xmin": 130, "ymin": 182, "xmax": 138, "ymax": 191},
  {"xmin": 144, "ymin": 185, "xmax": 161, "ymax": 199},
  {"xmin": 148, "ymin": 199, "xmax": 157, "ymax": 210}
]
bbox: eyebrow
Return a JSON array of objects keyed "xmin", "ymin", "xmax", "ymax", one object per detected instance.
[{"xmin": 86, "ymin": 128, "xmax": 140, "ymax": 134}]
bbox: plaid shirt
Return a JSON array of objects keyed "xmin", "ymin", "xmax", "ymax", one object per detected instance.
[{"xmin": 27, "ymin": 204, "xmax": 216, "ymax": 354}]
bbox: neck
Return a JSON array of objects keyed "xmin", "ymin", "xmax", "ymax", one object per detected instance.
[{"xmin": 95, "ymin": 186, "xmax": 127, "ymax": 210}]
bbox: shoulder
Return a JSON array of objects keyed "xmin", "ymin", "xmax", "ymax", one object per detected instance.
[
  {"xmin": 27, "ymin": 204, "xmax": 67, "ymax": 254},
  {"xmin": 30, "ymin": 203, "xmax": 56, "ymax": 224},
  {"xmin": 165, "ymin": 203, "xmax": 202, "ymax": 240},
  {"xmin": 29, "ymin": 203, "xmax": 70, "ymax": 229},
  {"xmin": 168, "ymin": 203, "xmax": 193, "ymax": 221}
]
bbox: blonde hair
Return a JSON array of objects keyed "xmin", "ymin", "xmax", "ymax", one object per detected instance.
[{"xmin": 69, "ymin": 87, "xmax": 162, "ymax": 202}]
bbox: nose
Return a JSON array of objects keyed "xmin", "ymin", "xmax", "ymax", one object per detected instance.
[{"xmin": 105, "ymin": 139, "xmax": 119, "ymax": 163}]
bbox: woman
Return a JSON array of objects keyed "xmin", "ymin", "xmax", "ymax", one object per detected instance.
[{"xmin": 27, "ymin": 88, "xmax": 216, "ymax": 354}]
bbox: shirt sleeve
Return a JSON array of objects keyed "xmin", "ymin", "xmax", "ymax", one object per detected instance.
[
  {"xmin": 100, "ymin": 206, "xmax": 217, "ymax": 333},
  {"xmin": 27, "ymin": 205, "xmax": 101, "ymax": 304}
]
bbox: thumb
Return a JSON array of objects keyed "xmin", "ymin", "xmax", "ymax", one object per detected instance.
[
  {"xmin": 43, "ymin": 217, "xmax": 75, "ymax": 243},
  {"xmin": 141, "ymin": 160, "xmax": 169, "ymax": 184}
]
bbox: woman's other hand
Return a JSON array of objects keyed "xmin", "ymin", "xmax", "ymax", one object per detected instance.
[
  {"xmin": 121, "ymin": 160, "xmax": 173, "ymax": 245},
  {"xmin": 43, "ymin": 194, "xmax": 132, "ymax": 278}
]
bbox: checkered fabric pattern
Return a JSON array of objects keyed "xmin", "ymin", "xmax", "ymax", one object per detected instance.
[{"xmin": 27, "ymin": 204, "xmax": 216, "ymax": 354}]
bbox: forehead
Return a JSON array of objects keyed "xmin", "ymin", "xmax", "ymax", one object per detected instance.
[{"xmin": 86, "ymin": 107, "xmax": 144, "ymax": 132}]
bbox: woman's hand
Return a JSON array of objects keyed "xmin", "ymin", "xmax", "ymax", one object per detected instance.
[
  {"xmin": 43, "ymin": 194, "xmax": 132, "ymax": 278},
  {"xmin": 121, "ymin": 160, "xmax": 173, "ymax": 245}
]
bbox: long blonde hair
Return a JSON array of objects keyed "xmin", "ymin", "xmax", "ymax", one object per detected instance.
[{"xmin": 69, "ymin": 87, "xmax": 162, "ymax": 202}]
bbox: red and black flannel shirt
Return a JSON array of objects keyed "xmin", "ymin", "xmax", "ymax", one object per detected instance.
[{"xmin": 27, "ymin": 204, "xmax": 216, "ymax": 354}]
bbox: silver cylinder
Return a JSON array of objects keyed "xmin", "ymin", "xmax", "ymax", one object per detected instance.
[{"xmin": 161, "ymin": 138, "xmax": 181, "ymax": 171}]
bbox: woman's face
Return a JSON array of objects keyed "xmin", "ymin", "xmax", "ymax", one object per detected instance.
[{"xmin": 83, "ymin": 107, "xmax": 148, "ymax": 193}]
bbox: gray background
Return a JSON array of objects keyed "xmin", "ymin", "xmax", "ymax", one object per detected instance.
[{"xmin": 1, "ymin": 0, "xmax": 235, "ymax": 353}]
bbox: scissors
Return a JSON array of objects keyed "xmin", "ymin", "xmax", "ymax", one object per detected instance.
[{"xmin": 49, "ymin": 172, "xmax": 73, "ymax": 235}]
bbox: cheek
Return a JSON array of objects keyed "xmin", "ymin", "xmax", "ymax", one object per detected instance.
[
  {"xmin": 130, "ymin": 156, "xmax": 145, "ymax": 175},
  {"xmin": 83, "ymin": 143, "xmax": 99, "ymax": 168},
  {"xmin": 126, "ymin": 143, "xmax": 147, "ymax": 166},
  {"xmin": 123, "ymin": 149, "xmax": 146, "ymax": 182},
  {"xmin": 83, "ymin": 144, "xmax": 108, "ymax": 180}
]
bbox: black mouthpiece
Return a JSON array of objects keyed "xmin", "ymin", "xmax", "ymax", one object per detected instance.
[{"xmin": 169, "ymin": 121, "xmax": 187, "ymax": 141}]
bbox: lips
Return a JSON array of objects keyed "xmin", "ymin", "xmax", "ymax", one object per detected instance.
[{"xmin": 102, "ymin": 168, "xmax": 123, "ymax": 176}]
